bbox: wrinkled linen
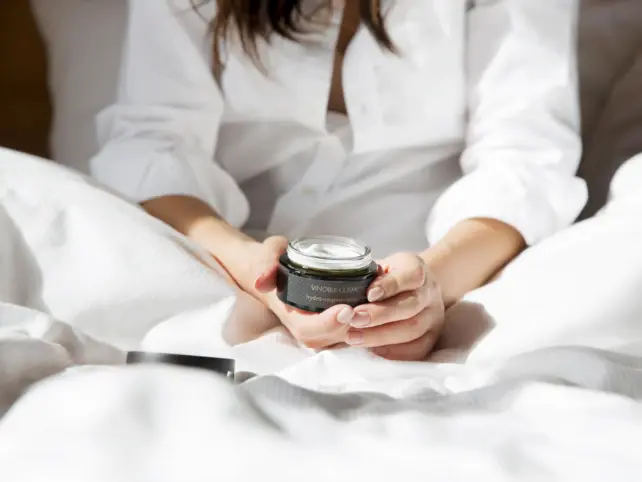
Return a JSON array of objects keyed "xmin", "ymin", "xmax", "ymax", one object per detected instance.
[
  {"xmin": 2, "ymin": 147, "xmax": 642, "ymax": 480},
  {"xmin": 1, "ymin": 347, "xmax": 642, "ymax": 481}
]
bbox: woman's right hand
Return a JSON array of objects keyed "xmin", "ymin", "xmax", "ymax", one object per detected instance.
[
  {"xmin": 252, "ymin": 236, "xmax": 355, "ymax": 349},
  {"xmin": 142, "ymin": 195, "xmax": 267, "ymax": 293},
  {"xmin": 142, "ymin": 196, "xmax": 352, "ymax": 348}
]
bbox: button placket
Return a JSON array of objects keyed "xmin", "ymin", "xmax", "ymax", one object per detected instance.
[
  {"xmin": 343, "ymin": 34, "xmax": 384, "ymax": 152},
  {"xmin": 267, "ymin": 136, "xmax": 347, "ymax": 235}
]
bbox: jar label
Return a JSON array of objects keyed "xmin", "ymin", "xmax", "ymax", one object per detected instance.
[{"xmin": 277, "ymin": 268, "xmax": 376, "ymax": 313}]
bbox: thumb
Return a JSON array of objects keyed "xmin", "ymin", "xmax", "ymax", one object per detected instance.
[
  {"xmin": 254, "ymin": 236, "xmax": 289, "ymax": 293},
  {"xmin": 262, "ymin": 235, "xmax": 289, "ymax": 256}
]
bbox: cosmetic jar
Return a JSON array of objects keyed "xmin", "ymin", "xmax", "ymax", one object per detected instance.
[
  {"xmin": 276, "ymin": 236, "xmax": 378, "ymax": 313},
  {"xmin": 126, "ymin": 351, "xmax": 235, "ymax": 379}
]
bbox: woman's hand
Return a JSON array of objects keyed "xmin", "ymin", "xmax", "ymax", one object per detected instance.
[
  {"xmin": 346, "ymin": 252, "xmax": 445, "ymax": 361},
  {"xmin": 256, "ymin": 242, "xmax": 444, "ymax": 359},
  {"xmin": 254, "ymin": 236, "xmax": 355, "ymax": 350},
  {"xmin": 141, "ymin": 196, "xmax": 344, "ymax": 347},
  {"xmin": 263, "ymin": 293, "xmax": 355, "ymax": 350},
  {"xmin": 141, "ymin": 196, "xmax": 445, "ymax": 355}
]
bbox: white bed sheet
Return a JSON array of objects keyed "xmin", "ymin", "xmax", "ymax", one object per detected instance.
[
  {"xmin": 2, "ymin": 148, "xmax": 642, "ymax": 480},
  {"xmin": 2, "ymin": 347, "xmax": 642, "ymax": 481},
  {"xmin": 437, "ymin": 155, "xmax": 642, "ymax": 364}
]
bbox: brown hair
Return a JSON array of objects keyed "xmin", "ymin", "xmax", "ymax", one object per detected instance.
[{"xmin": 192, "ymin": 1, "xmax": 394, "ymax": 68}]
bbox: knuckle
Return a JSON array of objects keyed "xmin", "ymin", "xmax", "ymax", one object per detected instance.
[
  {"xmin": 403, "ymin": 252, "xmax": 421, "ymax": 265},
  {"xmin": 409, "ymin": 264, "xmax": 426, "ymax": 286},
  {"xmin": 403, "ymin": 291, "xmax": 423, "ymax": 314},
  {"xmin": 421, "ymin": 285, "xmax": 437, "ymax": 306},
  {"xmin": 264, "ymin": 236, "xmax": 289, "ymax": 254},
  {"xmin": 426, "ymin": 270, "xmax": 439, "ymax": 289},
  {"xmin": 362, "ymin": 307, "xmax": 381, "ymax": 325},
  {"xmin": 412, "ymin": 310, "xmax": 433, "ymax": 332},
  {"xmin": 377, "ymin": 277, "xmax": 398, "ymax": 298},
  {"xmin": 388, "ymin": 276, "xmax": 402, "ymax": 294},
  {"xmin": 405, "ymin": 315, "xmax": 422, "ymax": 331}
]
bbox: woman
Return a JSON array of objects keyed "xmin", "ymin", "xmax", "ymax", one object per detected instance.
[{"xmin": 91, "ymin": 0, "xmax": 587, "ymax": 360}]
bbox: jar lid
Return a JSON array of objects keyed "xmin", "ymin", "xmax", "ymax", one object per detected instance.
[
  {"xmin": 287, "ymin": 236, "xmax": 373, "ymax": 271},
  {"xmin": 126, "ymin": 351, "xmax": 235, "ymax": 377}
]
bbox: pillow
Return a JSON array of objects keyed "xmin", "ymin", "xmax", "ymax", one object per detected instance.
[
  {"xmin": 0, "ymin": 146, "xmax": 237, "ymax": 351},
  {"xmin": 30, "ymin": 0, "xmax": 127, "ymax": 174}
]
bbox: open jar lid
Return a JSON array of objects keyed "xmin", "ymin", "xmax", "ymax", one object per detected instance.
[
  {"xmin": 287, "ymin": 236, "xmax": 373, "ymax": 271},
  {"xmin": 126, "ymin": 351, "xmax": 235, "ymax": 378}
]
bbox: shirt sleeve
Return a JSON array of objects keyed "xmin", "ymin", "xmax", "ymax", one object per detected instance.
[
  {"xmin": 90, "ymin": 0, "xmax": 249, "ymax": 227},
  {"xmin": 427, "ymin": 0, "xmax": 587, "ymax": 246}
]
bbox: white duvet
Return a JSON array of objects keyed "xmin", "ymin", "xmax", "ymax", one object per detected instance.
[{"xmin": 2, "ymin": 147, "xmax": 642, "ymax": 481}]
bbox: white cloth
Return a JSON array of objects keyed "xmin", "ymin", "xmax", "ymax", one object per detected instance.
[
  {"xmin": 2, "ymin": 345, "xmax": 642, "ymax": 481},
  {"xmin": 2, "ymin": 146, "xmax": 642, "ymax": 481},
  {"xmin": 0, "ymin": 147, "xmax": 237, "ymax": 354},
  {"xmin": 91, "ymin": 0, "xmax": 587, "ymax": 256}
]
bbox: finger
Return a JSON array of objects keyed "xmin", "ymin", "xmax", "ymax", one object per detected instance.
[
  {"xmin": 346, "ymin": 308, "xmax": 438, "ymax": 348},
  {"xmin": 279, "ymin": 303, "xmax": 354, "ymax": 348},
  {"xmin": 263, "ymin": 235, "xmax": 289, "ymax": 255},
  {"xmin": 350, "ymin": 286, "xmax": 434, "ymax": 328},
  {"xmin": 254, "ymin": 264, "xmax": 279, "ymax": 292},
  {"xmin": 370, "ymin": 329, "xmax": 440, "ymax": 361},
  {"xmin": 254, "ymin": 236, "xmax": 289, "ymax": 293},
  {"xmin": 368, "ymin": 254, "xmax": 426, "ymax": 302}
]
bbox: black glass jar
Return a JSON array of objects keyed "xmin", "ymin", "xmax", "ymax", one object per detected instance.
[
  {"xmin": 276, "ymin": 236, "xmax": 378, "ymax": 313},
  {"xmin": 126, "ymin": 351, "xmax": 236, "ymax": 379}
]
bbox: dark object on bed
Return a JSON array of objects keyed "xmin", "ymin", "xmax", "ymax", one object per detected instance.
[
  {"xmin": 126, "ymin": 351, "xmax": 235, "ymax": 379},
  {"xmin": 277, "ymin": 236, "xmax": 378, "ymax": 313}
]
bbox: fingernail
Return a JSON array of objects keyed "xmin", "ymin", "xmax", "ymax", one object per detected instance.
[
  {"xmin": 254, "ymin": 272, "xmax": 273, "ymax": 290},
  {"xmin": 350, "ymin": 312, "xmax": 370, "ymax": 328},
  {"xmin": 253, "ymin": 274, "xmax": 266, "ymax": 288},
  {"xmin": 368, "ymin": 287, "xmax": 384, "ymax": 302},
  {"xmin": 337, "ymin": 307, "xmax": 354, "ymax": 324},
  {"xmin": 347, "ymin": 331, "xmax": 364, "ymax": 345}
]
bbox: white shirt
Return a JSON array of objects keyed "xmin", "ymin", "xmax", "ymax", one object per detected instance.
[{"xmin": 91, "ymin": 0, "xmax": 587, "ymax": 257}]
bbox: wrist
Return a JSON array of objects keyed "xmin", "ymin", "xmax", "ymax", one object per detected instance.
[
  {"xmin": 142, "ymin": 195, "xmax": 261, "ymax": 292},
  {"xmin": 420, "ymin": 244, "xmax": 457, "ymax": 308},
  {"xmin": 193, "ymin": 218, "xmax": 264, "ymax": 293},
  {"xmin": 420, "ymin": 218, "xmax": 525, "ymax": 306}
]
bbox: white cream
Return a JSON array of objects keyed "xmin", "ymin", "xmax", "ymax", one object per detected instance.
[
  {"xmin": 299, "ymin": 243, "xmax": 360, "ymax": 259},
  {"xmin": 287, "ymin": 236, "xmax": 372, "ymax": 271}
]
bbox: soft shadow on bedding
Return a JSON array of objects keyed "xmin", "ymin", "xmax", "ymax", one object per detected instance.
[
  {"xmin": 0, "ymin": 204, "xmax": 46, "ymax": 313},
  {"xmin": 429, "ymin": 301, "xmax": 495, "ymax": 363}
]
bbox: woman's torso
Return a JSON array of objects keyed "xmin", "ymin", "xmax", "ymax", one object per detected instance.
[{"xmin": 209, "ymin": 0, "xmax": 469, "ymax": 255}]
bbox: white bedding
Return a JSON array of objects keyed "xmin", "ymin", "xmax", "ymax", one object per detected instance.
[{"xmin": 2, "ymin": 147, "xmax": 642, "ymax": 480}]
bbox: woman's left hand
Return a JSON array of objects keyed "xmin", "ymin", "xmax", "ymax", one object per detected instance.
[{"xmin": 346, "ymin": 252, "xmax": 445, "ymax": 361}]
